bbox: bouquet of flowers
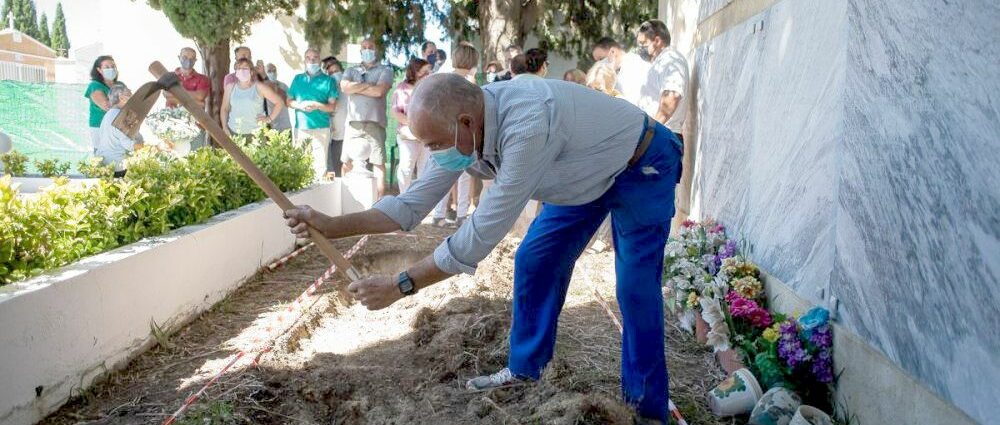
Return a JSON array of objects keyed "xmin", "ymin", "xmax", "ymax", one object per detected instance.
[
  {"xmin": 663, "ymin": 219, "xmax": 733, "ymax": 331},
  {"xmin": 751, "ymin": 307, "xmax": 834, "ymax": 405},
  {"xmin": 145, "ymin": 107, "xmax": 201, "ymax": 152}
]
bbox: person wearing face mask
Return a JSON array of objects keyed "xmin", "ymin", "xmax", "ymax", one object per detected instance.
[
  {"xmin": 166, "ymin": 48, "xmax": 211, "ymax": 109},
  {"xmin": 287, "ymin": 48, "xmax": 339, "ymax": 181},
  {"xmin": 634, "ymin": 19, "xmax": 689, "ymax": 142},
  {"xmin": 220, "ymin": 58, "xmax": 285, "ymax": 138},
  {"xmin": 324, "ymin": 57, "xmax": 348, "ymax": 177},
  {"xmin": 264, "ymin": 63, "xmax": 292, "ymax": 132},
  {"xmin": 223, "ymin": 46, "xmax": 253, "ymax": 87},
  {"xmin": 593, "ymin": 37, "xmax": 649, "ymax": 106},
  {"xmin": 282, "ymin": 73, "xmax": 682, "ymax": 425},
  {"xmin": 390, "ymin": 58, "xmax": 432, "ymax": 193},
  {"xmin": 163, "ymin": 47, "xmax": 212, "ymax": 150},
  {"xmin": 340, "ymin": 38, "xmax": 395, "ymax": 198},
  {"xmin": 518, "ymin": 48, "xmax": 548, "ymax": 79},
  {"xmin": 421, "ymin": 41, "xmax": 440, "ymax": 72},
  {"xmin": 429, "ymin": 42, "xmax": 480, "ymax": 227},
  {"xmin": 95, "ymin": 83, "xmax": 143, "ymax": 177},
  {"xmin": 84, "ymin": 55, "xmax": 118, "ymax": 153},
  {"xmin": 483, "ymin": 61, "xmax": 502, "ymax": 84}
]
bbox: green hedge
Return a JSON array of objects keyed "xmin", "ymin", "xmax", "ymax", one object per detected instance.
[{"xmin": 0, "ymin": 129, "xmax": 313, "ymax": 285}]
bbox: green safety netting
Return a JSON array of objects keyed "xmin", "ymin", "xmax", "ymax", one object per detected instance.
[{"xmin": 0, "ymin": 80, "xmax": 92, "ymax": 174}]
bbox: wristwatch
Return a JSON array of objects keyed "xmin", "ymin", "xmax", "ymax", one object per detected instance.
[{"xmin": 397, "ymin": 271, "xmax": 417, "ymax": 296}]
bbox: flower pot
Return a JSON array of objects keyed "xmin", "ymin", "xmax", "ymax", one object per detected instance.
[
  {"xmin": 749, "ymin": 387, "xmax": 802, "ymax": 425},
  {"xmin": 708, "ymin": 368, "xmax": 763, "ymax": 417},
  {"xmin": 716, "ymin": 348, "xmax": 745, "ymax": 373},
  {"xmin": 789, "ymin": 406, "xmax": 833, "ymax": 425},
  {"xmin": 695, "ymin": 311, "xmax": 710, "ymax": 344}
]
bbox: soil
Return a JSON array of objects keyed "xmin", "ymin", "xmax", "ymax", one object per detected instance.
[{"xmin": 41, "ymin": 225, "xmax": 738, "ymax": 425}]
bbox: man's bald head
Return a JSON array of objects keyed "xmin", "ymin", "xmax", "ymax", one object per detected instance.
[{"xmin": 409, "ymin": 73, "xmax": 485, "ymax": 151}]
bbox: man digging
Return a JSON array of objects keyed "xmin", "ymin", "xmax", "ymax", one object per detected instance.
[{"xmin": 284, "ymin": 73, "xmax": 683, "ymax": 424}]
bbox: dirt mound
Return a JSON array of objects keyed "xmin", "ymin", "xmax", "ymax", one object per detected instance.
[{"xmin": 41, "ymin": 227, "xmax": 730, "ymax": 425}]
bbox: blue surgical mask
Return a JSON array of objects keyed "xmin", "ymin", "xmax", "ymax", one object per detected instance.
[
  {"xmin": 179, "ymin": 57, "xmax": 194, "ymax": 70},
  {"xmin": 306, "ymin": 63, "xmax": 321, "ymax": 75},
  {"xmin": 361, "ymin": 49, "xmax": 377, "ymax": 64},
  {"xmin": 432, "ymin": 120, "xmax": 477, "ymax": 171},
  {"xmin": 266, "ymin": 72, "xmax": 277, "ymax": 81},
  {"xmin": 330, "ymin": 71, "xmax": 343, "ymax": 82},
  {"xmin": 101, "ymin": 68, "xmax": 117, "ymax": 80}
]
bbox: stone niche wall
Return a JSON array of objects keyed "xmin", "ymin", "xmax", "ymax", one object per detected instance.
[{"xmin": 683, "ymin": 0, "xmax": 1000, "ymax": 422}]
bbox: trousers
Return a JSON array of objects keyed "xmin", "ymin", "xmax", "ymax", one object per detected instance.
[{"xmin": 508, "ymin": 119, "xmax": 682, "ymax": 421}]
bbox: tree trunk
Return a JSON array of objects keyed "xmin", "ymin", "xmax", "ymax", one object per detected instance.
[
  {"xmin": 198, "ymin": 38, "xmax": 230, "ymax": 144},
  {"xmin": 479, "ymin": 0, "xmax": 525, "ymax": 68}
]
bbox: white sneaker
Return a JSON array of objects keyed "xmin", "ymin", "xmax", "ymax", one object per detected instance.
[{"xmin": 465, "ymin": 367, "xmax": 526, "ymax": 391}]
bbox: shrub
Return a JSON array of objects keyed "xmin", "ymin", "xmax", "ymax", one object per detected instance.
[
  {"xmin": 33, "ymin": 158, "xmax": 71, "ymax": 177},
  {"xmin": 0, "ymin": 130, "xmax": 313, "ymax": 285},
  {"xmin": 1, "ymin": 150, "xmax": 28, "ymax": 176},
  {"xmin": 78, "ymin": 157, "xmax": 115, "ymax": 179}
]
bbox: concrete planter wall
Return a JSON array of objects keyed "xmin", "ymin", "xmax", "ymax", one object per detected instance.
[
  {"xmin": 11, "ymin": 177, "xmax": 98, "ymax": 194},
  {"xmin": 0, "ymin": 180, "xmax": 371, "ymax": 425}
]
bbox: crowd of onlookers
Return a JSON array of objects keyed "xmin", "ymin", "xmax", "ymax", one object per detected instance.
[{"xmin": 81, "ymin": 18, "xmax": 687, "ymax": 228}]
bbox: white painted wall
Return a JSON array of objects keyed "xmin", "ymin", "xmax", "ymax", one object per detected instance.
[
  {"xmin": 0, "ymin": 181, "xmax": 376, "ymax": 425},
  {"xmin": 659, "ymin": 0, "xmax": 1000, "ymax": 423}
]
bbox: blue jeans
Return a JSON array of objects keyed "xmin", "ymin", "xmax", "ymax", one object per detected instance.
[{"xmin": 508, "ymin": 120, "xmax": 682, "ymax": 421}]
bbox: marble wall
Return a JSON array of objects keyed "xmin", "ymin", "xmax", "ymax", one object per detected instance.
[{"xmin": 685, "ymin": 0, "xmax": 1000, "ymax": 422}]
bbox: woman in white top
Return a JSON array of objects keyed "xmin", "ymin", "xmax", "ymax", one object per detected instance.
[
  {"xmin": 430, "ymin": 42, "xmax": 479, "ymax": 227},
  {"xmin": 221, "ymin": 58, "xmax": 284, "ymax": 138},
  {"xmin": 390, "ymin": 58, "xmax": 432, "ymax": 193}
]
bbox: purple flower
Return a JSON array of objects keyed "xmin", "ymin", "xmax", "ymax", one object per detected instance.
[
  {"xmin": 777, "ymin": 321, "xmax": 811, "ymax": 369},
  {"xmin": 712, "ymin": 240, "xmax": 738, "ymax": 270},
  {"xmin": 809, "ymin": 324, "xmax": 833, "ymax": 349},
  {"xmin": 811, "ymin": 350, "xmax": 834, "ymax": 383}
]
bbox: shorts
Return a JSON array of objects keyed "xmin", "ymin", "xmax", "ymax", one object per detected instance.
[{"xmin": 342, "ymin": 121, "xmax": 386, "ymax": 165}]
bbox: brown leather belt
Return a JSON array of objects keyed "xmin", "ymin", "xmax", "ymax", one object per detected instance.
[{"xmin": 628, "ymin": 116, "xmax": 656, "ymax": 167}]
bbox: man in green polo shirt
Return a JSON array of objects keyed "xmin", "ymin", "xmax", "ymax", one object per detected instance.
[{"xmin": 288, "ymin": 48, "xmax": 339, "ymax": 181}]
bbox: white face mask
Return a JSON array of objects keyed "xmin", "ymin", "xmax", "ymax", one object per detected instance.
[{"xmin": 360, "ymin": 49, "xmax": 377, "ymax": 64}]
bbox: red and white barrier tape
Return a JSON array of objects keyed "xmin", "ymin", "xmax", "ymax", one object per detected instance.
[
  {"xmin": 266, "ymin": 242, "xmax": 314, "ymax": 272},
  {"xmin": 161, "ymin": 235, "xmax": 370, "ymax": 425}
]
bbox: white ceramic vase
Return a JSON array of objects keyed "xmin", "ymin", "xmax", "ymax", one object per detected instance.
[
  {"xmin": 789, "ymin": 405, "xmax": 833, "ymax": 425},
  {"xmin": 708, "ymin": 368, "xmax": 763, "ymax": 416}
]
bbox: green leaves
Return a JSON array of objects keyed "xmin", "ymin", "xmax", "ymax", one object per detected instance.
[
  {"xmin": 152, "ymin": 0, "xmax": 298, "ymax": 46},
  {"xmin": 0, "ymin": 130, "xmax": 312, "ymax": 285},
  {"xmin": 77, "ymin": 157, "xmax": 114, "ymax": 180},
  {"xmin": 1, "ymin": 150, "xmax": 28, "ymax": 176},
  {"xmin": 32, "ymin": 158, "xmax": 70, "ymax": 177}
]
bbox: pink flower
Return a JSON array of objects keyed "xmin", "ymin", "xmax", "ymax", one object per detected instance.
[{"xmin": 725, "ymin": 291, "xmax": 773, "ymax": 328}]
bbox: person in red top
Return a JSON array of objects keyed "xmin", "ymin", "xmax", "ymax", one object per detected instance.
[
  {"xmin": 164, "ymin": 47, "xmax": 212, "ymax": 149},
  {"xmin": 165, "ymin": 47, "xmax": 211, "ymax": 109}
]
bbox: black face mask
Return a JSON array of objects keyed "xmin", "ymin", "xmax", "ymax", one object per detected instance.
[
  {"xmin": 427, "ymin": 52, "xmax": 438, "ymax": 66},
  {"xmin": 636, "ymin": 46, "xmax": 653, "ymax": 62}
]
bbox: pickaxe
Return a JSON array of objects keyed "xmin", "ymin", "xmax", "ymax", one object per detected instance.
[{"xmin": 115, "ymin": 61, "xmax": 361, "ymax": 283}]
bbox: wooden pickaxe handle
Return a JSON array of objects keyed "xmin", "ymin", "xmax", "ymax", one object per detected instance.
[{"xmin": 148, "ymin": 61, "xmax": 361, "ymax": 282}]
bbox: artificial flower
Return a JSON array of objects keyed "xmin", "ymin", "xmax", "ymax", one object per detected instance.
[
  {"xmin": 700, "ymin": 297, "xmax": 731, "ymax": 351},
  {"xmin": 732, "ymin": 276, "xmax": 764, "ymax": 299},
  {"xmin": 798, "ymin": 307, "xmax": 830, "ymax": 334},
  {"xmin": 762, "ymin": 326, "xmax": 780, "ymax": 343},
  {"xmin": 726, "ymin": 291, "xmax": 773, "ymax": 328},
  {"xmin": 686, "ymin": 292, "xmax": 700, "ymax": 310}
]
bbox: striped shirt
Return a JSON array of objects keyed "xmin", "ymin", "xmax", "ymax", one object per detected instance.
[{"xmin": 373, "ymin": 78, "xmax": 646, "ymax": 275}]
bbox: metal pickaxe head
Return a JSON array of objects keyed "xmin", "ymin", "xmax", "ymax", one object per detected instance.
[
  {"xmin": 112, "ymin": 81, "xmax": 161, "ymax": 139},
  {"xmin": 112, "ymin": 72, "xmax": 180, "ymax": 139}
]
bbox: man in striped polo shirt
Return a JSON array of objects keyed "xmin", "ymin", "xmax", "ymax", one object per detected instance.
[{"xmin": 284, "ymin": 73, "xmax": 683, "ymax": 424}]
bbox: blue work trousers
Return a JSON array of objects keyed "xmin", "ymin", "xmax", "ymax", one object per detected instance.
[{"xmin": 508, "ymin": 119, "xmax": 682, "ymax": 421}]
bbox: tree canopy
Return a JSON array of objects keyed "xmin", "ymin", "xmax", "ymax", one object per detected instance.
[
  {"xmin": 148, "ymin": 0, "xmax": 297, "ymax": 46},
  {"xmin": 302, "ymin": 0, "xmax": 426, "ymax": 57},
  {"xmin": 304, "ymin": 0, "xmax": 656, "ymax": 68},
  {"xmin": 36, "ymin": 11, "xmax": 49, "ymax": 47},
  {"xmin": 50, "ymin": 2, "xmax": 69, "ymax": 56}
]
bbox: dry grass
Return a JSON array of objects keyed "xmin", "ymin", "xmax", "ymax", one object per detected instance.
[{"xmin": 43, "ymin": 229, "xmax": 744, "ymax": 425}]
